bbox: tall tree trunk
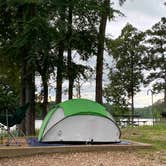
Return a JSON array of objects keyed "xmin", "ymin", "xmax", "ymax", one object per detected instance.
[
  {"xmin": 131, "ymin": 87, "xmax": 134, "ymax": 125},
  {"xmin": 95, "ymin": 0, "xmax": 109, "ymax": 104},
  {"xmin": 68, "ymin": 49, "xmax": 73, "ymax": 99},
  {"xmin": 41, "ymin": 75, "xmax": 48, "ymax": 119},
  {"xmin": 164, "ymin": 64, "xmax": 166, "ymax": 106},
  {"xmin": 131, "ymin": 53, "xmax": 134, "ymax": 125},
  {"xmin": 164, "ymin": 82, "xmax": 166, "ymax": 106},
  {"xmin": 25, "ymin": 70, "xmax": 35, "ymax": 135},
  {"xmin": 76, "ymin": 79, "xmax": 81, "ymax": 98},
  {"xmin": 17, "ymin": 4, "xmax": 26, "ymax": 133},
  {"xmin": 19, "ymin": 54, "xmax": 26, "ymax": 133},
  {"xmin": 67, "ymin": 5, "xmax": 73, "ymax": 100},
  {"xmin": 56, "ymin": 45, "xmax": 64, "ymax": 104},
  {"xmin": 56, "ymin": 7, "xmax": 65, "ymax": 103},
  {"xmin": 24, "ymin": 3, "xmax": 36, "ymax": 135},
  {"xmin": 68, "ymin": 77, "xmax": 74, "ymax": 99},
  {"xmin": 163, "ymin": 71, "xmax": 166, "ymax": 119}
]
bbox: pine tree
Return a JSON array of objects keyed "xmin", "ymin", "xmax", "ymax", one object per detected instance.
[
  {"xmin": 105, "ymin": 23, "xmax": 146, "ymax": 123},
  {"xmin": 145, "ymin": 17, "xmax": 166, "ymax": 105}
]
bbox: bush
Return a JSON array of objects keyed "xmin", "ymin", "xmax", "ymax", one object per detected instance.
[{"xmin": 0, "ymin": 81, "xmax": 19, "ymax": 115}]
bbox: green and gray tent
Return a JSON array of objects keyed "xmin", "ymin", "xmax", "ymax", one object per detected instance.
[{"xmin": 38, "ymin": 99, "xmax": 121, "ymax": 143}]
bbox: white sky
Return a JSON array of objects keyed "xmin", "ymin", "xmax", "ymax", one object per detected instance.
[{"xmin": 106, "ymin": 0, "xmax": 165, "ymax": 38}]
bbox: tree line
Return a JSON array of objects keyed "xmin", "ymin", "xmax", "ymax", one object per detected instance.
[
  {"xmin": 104, "ymin": 17, "xmax": 166, "ymax": 121},
  {"xmin": 0, "ymin": 0, "xmax": 165, "ymax": 134},
  {"xmin": 0, "ymin": 0, "xmax": 127, "ymax": 135}
]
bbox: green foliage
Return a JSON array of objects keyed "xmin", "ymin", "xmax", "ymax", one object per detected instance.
[
  {"xmin": 35, "ymin": 102, "xmax": 44, "ymax": 119},
  {"xmin": 0, "ymin": 81, "xmax": 19, "ymax": 115},
  {"xmin": 144, "ymin": 17, "xmax": 166, "ymax": 97},
  {"xmin": 0, "ymin": 1, "xmax": 20, "ymax": 93},
  {"xmin": 0, "ymin": 0, "xmax": 129, "ymax": 135},
  {"xmin": 35, "ymin": 101, "xmax": 57, "ymax": 119},
  {"xmin": 134, "ymin": 107, "xmax": 152, "ymax": 118},
  {"xmin": 104, "ymin": 23, "xmax": 146, "ymax": 108},
  {"xmin": 104, "ymin": 103, "xmax": 129, "ymax": 121},
  {"xmin": 104, "ymin": 103, "xmax": 163, "ymax": 119},
  {"xmin": 0, "ymin": 53, "xmax": 20, "ymax": 93},
  {"xmin": 0, "ymin": 0, "xmax": 17, "ymax": 48},
  {"xmin": 133, "ymin": 100, "xmax": 166, "ymax": 118},
  {"xmin": 0, "ymin": 0, "xmax": 128, "ymax": 117}
]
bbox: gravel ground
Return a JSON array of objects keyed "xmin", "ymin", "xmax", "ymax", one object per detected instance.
[{"xmin": 0, "ymin": 151, "xmax": 165, "ymax": 166}]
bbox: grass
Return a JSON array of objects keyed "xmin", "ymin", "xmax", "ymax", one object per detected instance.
[
  {"xmin": 121, "ymin": 124, "xmax": 166, "ymax": 164},
  {"xmin": 121, "ymin": 124, "xmax": 166, "ymax": 150}
]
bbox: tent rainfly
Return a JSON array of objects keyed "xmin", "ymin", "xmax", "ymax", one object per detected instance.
[{"xmin": 38, "ymin": 99, "xmax": 121, "ymax": 143}]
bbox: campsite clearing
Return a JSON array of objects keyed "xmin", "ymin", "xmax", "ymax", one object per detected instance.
[
  {"xmin": 0, "ymin": 123, "xmax": 166, "ymax": 165},
  {"xmin": 0, "ymin": 150, "xmax": 166, "ymax": 166}
]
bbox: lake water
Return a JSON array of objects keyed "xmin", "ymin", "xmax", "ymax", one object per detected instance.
[
  {"xmin": 118, "ymin": 118, "xmax": 155, "ymax": 127},
  {"xmin": 134, "ymin": 118, "xmax": 155, "ymax": 126}
]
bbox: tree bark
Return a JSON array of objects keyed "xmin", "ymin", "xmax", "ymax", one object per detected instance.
[
  {"xmin": 76, "ymin": 79, "xmax": 81, "ymax": 98},
  {"xmin": 164, "ymin": 76, "xmax": 166, "ymax": 106},
  {"xmin": 56, "ymin": 7, "xmax": 66, "ymax": 103},
  {"xmin": 19, "ymin": 53, "xmax": 26, "ymax": 134},
  {"xmin": 130, "ymin": 52, "xmax": 134, "ymax": 125},
  {"xmin": 164, "ymin": 72, "xmax": 166, "ymax": 107},
  {"xmin": 95, "ymin": 0, "xmax": 109, "ymax": 104},
  {"xmin": 131, "ymin": 86, "xmax": 134, "ymax": 125},
  {"xmin": 68, "ymin": 77, "xmax": 74, "ymax": 99},
  {"xmin": 24, "ymin": 3, "xmax": 36, "ymax": 135},
  {"xmin": 164, "ymin": 54, "xmax": 166, "ymax": 106},
  {"xmin": 67, "ymin": 5, "xmax": 73, "ymax": 100},
  {"xmin": 56, "ymin": 46, "xmax": 64, "ymax": 104},
  {"xmin": 41, "ymin": 75, "xmax": 48, "ymax": 119},
  {"xmin": 25, "ymin": 71, "xmax": 35, "ymax": 135},
  {"xmin": 17, "ymin": 4, "xmax": 26, "ymax": 134}
]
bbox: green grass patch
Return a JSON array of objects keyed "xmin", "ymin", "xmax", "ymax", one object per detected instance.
[{"xmin": 121, "ymin": 124, "xmax": 166, "ymax": 150}]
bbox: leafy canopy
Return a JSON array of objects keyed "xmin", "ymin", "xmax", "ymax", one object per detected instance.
[{"xmin": 104, "ymin": 23, "xmax": 146, "ymax": 108}]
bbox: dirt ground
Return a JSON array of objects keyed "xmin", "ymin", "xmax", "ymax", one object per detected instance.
[
  {"xmin": 0, "ymin": 150, "xmax": 166, "ymax": 166},
  {"xmin": 0, "ymin": 137, "xmax": 165, "ymax": 166}
]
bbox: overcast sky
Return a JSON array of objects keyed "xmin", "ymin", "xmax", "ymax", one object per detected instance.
[{"xmin": 106, "ymin": 0, "xmax": 165, "ymax": 38}]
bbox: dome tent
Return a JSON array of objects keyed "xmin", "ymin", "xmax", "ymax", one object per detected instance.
[{"xmin": 38, "ymin": 99, "xmax": 121, "ymax": 143}]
